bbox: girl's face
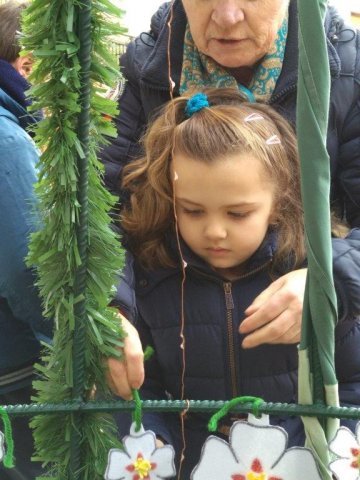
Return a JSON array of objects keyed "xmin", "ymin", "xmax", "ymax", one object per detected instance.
[
  {"xmin": 181, "ymin": 0, "xmax": 289, "ymax": 69},
  {"xmin": 173, "ymin": 151, "xmax": 276, "ymax": 279}
]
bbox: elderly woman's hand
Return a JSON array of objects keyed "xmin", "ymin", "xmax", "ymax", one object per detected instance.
[
  {"xmin": 239, "ymin": 268, "xmax": 307, "ymax": 348},
  {"xmin": 107, "ymin": 315, "xmax": 144, "ymax": 400}
]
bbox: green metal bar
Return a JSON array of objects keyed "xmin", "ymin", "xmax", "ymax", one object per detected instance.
[
  {"xmin": 69, "ymin": 0, "xmax": 92, "ymax": 478},
  {"xmin": 72, "ymin": 0, "xmax": 92, "ymax": 403},
  {"xmin": 3, "ymin": 400, "xmax": 360, "ymax": 420}
]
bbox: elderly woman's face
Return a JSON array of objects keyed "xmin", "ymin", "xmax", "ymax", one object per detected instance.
[{"xmin": 182, "ymin": 0, "xmax": 289, "ymax": 68}]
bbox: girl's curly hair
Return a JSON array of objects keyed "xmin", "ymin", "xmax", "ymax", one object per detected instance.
[{"xmin": 121, "ymin": 87, "xmax": 305, "ymax": 271}]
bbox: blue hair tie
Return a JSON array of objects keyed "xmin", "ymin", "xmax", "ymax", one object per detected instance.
[{"xmin": 185, "ymin": 92, "xmax": 210, "ymax": 118}]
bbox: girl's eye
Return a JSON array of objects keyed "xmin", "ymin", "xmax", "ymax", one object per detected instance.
[
  {"xmin": 228, "ymin": 211, "xmax": 250, "ymax": 218},
  {"xmin": 183, "ymin": 208, "xmax": 203, "ymax": 216}
]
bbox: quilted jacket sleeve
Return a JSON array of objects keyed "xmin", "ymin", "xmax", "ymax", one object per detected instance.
[
  {"xmin": 98, "ymin": 51, "xmax": 146, "ymax": 198},
  {"xmin": 334, "ymin": 232, "xmax": 360, "ymax": 407},
  {"xmin": 136, "ymin": 318, "xmax": 174, "ymax": 445},
  {"xmin": 98, "ymin": 2, "xmax": 170, "ymax": 199},
  {"xmin": 113, "ymin": 251, "xmax": 138, "ymax": 321},
  {"xmin": 337, "ymin": 27, "xmax": 360, "ymax": 228},
  {"xmin": 332, "ymin": 228, "xmax": 360, "ymax": 322},
  {"xmin": 113, "ymin": 251, "xmax": 174, "ymax": 443},
  {"xmin": 338, "ymin": 96, "xmax": 360, "ymax": 228}
]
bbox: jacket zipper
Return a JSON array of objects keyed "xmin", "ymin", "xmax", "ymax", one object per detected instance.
[
  {"xmin": 190, "ymin": 261, "xmax": 272, "ymax": 398},
  {"xmin": 222, "ymin": 262, "xmax": 273, "ymax": 399},
  {"xmin": 224, "ymin": 282, "xmax": 238, "ymax": 397}
]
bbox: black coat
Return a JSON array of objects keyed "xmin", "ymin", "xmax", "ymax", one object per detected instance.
[{"xmin": 99, "ymin": 0, "xmax": 360, "ymax": 228}]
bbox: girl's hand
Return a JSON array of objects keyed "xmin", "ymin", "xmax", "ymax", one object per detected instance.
[
  {"xmin": 156, "ymin": 438, "xmax": 165, "ymax": 448},
  {"xmin": 107, "ymin": 316, "xmax": 144, "ymax": 400},
  {"xmin": 239, "ymin": 269, "xmax": 307, "ymax": 348}
]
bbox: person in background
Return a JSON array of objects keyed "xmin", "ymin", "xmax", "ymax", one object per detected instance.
[
  {"xmin": 116, "ymin": 88, "xmax": 360, "ymax": 478},
  {"xmin": 102, "ymin": 0, "xmax": 360, "ymax": 397},
  {"xmin": 0, "ymin": 2, "xmax": 48, "ymax": 478}
]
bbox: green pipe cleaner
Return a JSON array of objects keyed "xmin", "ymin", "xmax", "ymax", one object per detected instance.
[
  {"xmin": 208, "ymin": 396, "xmax": 264, "ymax": 432},
  {"xmin": 0, "ymin": 406, "xmax": 14, "ymax": 469}
]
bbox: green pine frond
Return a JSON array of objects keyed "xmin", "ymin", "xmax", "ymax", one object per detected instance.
[{"xmin": 21, "ymin": 1, "xmax": 127, "ymax": 477}]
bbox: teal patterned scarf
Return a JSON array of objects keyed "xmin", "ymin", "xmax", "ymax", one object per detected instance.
[{"xmin": 180, "ymin": 17, "xmax": 288, "ymax": 103}]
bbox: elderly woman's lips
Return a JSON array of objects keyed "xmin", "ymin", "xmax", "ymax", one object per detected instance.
[
  {"xmin": 215, "ymin": 38, "xmax": 245, "ymax": 43},
  {"xmin": 212, "ymin": 38, "xmax": 246, "ymax": 47}
]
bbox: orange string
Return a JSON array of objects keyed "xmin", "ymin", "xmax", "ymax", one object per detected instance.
[
  {"xmin": 172, "ymin": 198, "xmax": 187, "ymax": 401},
  {"xmin": 167, "ymin": 3, "xmax": 188, "ymax": 476},
  {"xmin": 167, "ymin": 0, "xmax": 175, "ymax": 100},
  {"xmin": 178, "ymin": 399, "xmax": 190, "ymax": 480},
  {"xmin": 172, "ymin": 155, "xmax": 188, "ymax": 480}
]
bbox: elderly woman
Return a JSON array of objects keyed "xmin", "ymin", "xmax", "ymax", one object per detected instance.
[
  {"xmin": 104, "ymin": 0, "xmax": 360, "ymax": 412},
  {"xmin": 102, "ymin": 0, "xmax": 360, "ymax": 219}
]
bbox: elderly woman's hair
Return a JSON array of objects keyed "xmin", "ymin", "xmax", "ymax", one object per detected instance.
[
  {"xmin": 121, "ymin": 87, "xmax": 305, "ymax": 271},
  {"xmin": 0, "ymin": 1, "xmax": 28, "ymax": 63}
]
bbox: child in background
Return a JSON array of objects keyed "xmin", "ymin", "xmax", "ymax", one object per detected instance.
[{"xmin": 116, "ymin": 88, "xmax": 360, "ymax": 478}]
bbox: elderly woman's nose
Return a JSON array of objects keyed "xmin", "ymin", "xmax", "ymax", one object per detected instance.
[{"xmin": 211, "ymin": 1, "xmax": 245, "ymax": 28}]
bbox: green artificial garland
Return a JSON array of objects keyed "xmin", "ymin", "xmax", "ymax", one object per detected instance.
[{"xmin": 21, "ymin": 1, "xmax": 127, "ymax": 478}]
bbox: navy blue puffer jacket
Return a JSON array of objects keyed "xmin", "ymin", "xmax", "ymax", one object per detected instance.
[{"xmin": 115, "ymin": 229, "xmax": 360, "ymax": 479}]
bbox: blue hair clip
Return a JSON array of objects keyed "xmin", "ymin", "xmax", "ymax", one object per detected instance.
[{"xmin": 185, "ymin": 92, "xmax": 210, "ymax": 118}]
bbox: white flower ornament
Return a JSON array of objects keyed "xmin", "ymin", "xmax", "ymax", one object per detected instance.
[
  {"xmin": 104, "ymin": 423, "xmax": 176, "ymax": 480},
  {"xmin": 191, "ymin": 414, "xmax": 321, "ymax": 480},
  {"xmin": 0, "ymin": 430, "xmax": 4, "ymax": 463},
  {"xmin": 329, "ymin": 423, "xmax": 360, "ymax": 480}
]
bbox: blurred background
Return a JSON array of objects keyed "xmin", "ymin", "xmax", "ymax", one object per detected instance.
[
  {"xmin": 330, "ymin": 0, "xmax": 360, "ymax": 26},
  {"xmin": 119, "ymin": 0, "xmax": 164, "ymax": 36}
]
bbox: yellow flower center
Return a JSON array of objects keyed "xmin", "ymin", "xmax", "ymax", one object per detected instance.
[
  {"xmin": 246, "ymin": 473, "xmax": 267, "ymax": 480},
  {"xmin": 133, "ymin": 456, "xmax": 152, "ymax": 479}
]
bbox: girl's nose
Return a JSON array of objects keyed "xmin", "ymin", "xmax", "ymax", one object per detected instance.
[
  {"xmin": 204, "ymin": 222, "xmax": 227, "ymax": 240},
  {"xmin": 211, "ymin": 1, "xmax": 245, "ymax": 29}
]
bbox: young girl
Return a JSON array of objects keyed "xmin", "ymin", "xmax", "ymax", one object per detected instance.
[{"xmin": 116, "ymin": 88, "xmax": 360, "ymax": 478}]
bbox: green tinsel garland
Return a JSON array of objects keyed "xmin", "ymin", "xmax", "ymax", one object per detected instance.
[{"xmin": 21, "ymin": 1, "xmax": 127, "ymax": 478}]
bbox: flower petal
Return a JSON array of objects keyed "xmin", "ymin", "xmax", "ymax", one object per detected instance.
[
  {"xmin": 329, "ymin": 427, "xmax": 359, "ymax": 459},
  {"xmin": 230, "ymin": 421, "xmax": 287, "ymax": 470},
  {"xmin": 247, "ymin": 414, "xmax": 270, "ymax": 427},
  {"xmin": 271, "ymin": 448, "xmax": 321, "ymax": 480},
  {"xmin": 104, "ymin": 449, "xmax": 132, "ymax": 480},
  {"xmin": 191, "ymin": 436, "xmax": 243, "ymax": 480},
  {"xmin": 149, "ymin": 445, "xmax": 176, "ymax": 478},
  {"xmin": 356, "ymin": 422, "xmax": 360, "ymax": 446},
  {"xmin": 123, "ymin": 430, "xmax": 157, "ymax": 459},
  {"xmin": 330, "ymin": 458, "xmax": 360, "ymax": 480}
]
